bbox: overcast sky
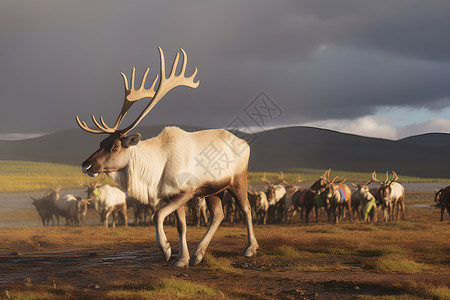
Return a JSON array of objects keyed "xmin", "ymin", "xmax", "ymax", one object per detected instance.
[{"xmin": 1, "ymin": 0, "xmax": 450, "ymax": 140}]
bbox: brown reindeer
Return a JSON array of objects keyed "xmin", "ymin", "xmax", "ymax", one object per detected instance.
[
  {"xmin": 76, "ymin": 48, "xmax": 258, "ymax": 266},
  {"xmin": 292, "ymin": 188, "xmax": 321, "ymax": 223},
  {"xmin": 127, "ymin": 196, "xmax": 155, "ymax": 225},
  {"xmin": 31, "ymin": 186, "xmax": 61, "ymax": 226},
  {"xmin": 321, "ymin": 176, "xmax": 352, "ymax": 224},
  {"xmin": 248, "ymin": 185, "xmax": 269, "ymax": 225},
  {"xmin": 371, "ymin": 171, "xmax": 405, "ymax": 221}
]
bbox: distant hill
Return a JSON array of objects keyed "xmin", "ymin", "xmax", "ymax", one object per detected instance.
[
  {"xmin": 0, "ymin": 125, "xmax": 449, "ymax": 179},
  {"xmin": 246, "ymin": 127, "xmax": 449, "ymax": 178},
  {"xmin": 399, "ymin": 133, "xmax": 450, "ymax": 147}
]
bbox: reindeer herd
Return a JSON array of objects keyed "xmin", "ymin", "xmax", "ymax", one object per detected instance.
[
  {"xmin": 31, "ymin": 179, "xmax": 128, "ymax": 228},
  {"xmin": 31, "ymin": 169, "xmax": 449, "ymax": 229},
  {"xmin": 247, "ymin": 169, "xmax": 407, "ymax": 225}
]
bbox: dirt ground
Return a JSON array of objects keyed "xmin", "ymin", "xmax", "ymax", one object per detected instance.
[
  {"xmin": 0, "ymin": 244, "xmax": 447, "ymax": 300},
  {"xmin": 0, "ymin": 188, "xmax": 449, "ymax": 299}
]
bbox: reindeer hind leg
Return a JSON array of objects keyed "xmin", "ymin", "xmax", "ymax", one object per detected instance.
[
  {"xmin": 190, "ymin": 195, "xmax": 224, "ymax": 266},
  {"xmin": 227, "ymin": 172, "xmax": 259, "ymax": 258}
]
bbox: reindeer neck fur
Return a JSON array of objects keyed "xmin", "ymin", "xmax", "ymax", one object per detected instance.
[{"xmin": 108, "ymin": 129, "xmax": 172, "ymax": 207}]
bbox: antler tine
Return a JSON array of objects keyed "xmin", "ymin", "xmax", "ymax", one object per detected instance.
[
  {"xmin": 363, "ymin": 178, "xmax": 373, "ymax": 186},
  {"xmin": 115, "ymin": 67, "xmax": 159, "ymax": 128},
  {"xmin": 330, "ymin": 176, "xmax": 339, "ymax": 184},
  {"xmin": 121, "ymin": 47, "xmax": 199, "ymax": 135},
  {"xmin": 91, "ymin": 116, "xmax": 115, "ymax": 133},
  {"xmin": 75, "ymin": 115, "xmax": 108, "ymax": 134},
  {"xmin": 371, "ymin": 171, "xmax": 383, "ymax": 184},
  {"xmin": 391, "ymin": 171, "xmax": 399, "ymax": 182},
  {"xmin": 384, "ymin": 171, "xmax": 389, "ymax": 184},
  {"xmin": 261, "ymin": 173, "xmax": 271, "ymax": 186},
  {"xmin": 339, "ymin": 177, "xmax": 347, "ymax": 185}
]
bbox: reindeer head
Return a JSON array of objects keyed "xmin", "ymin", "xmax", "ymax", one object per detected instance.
[
  {"xmin": 311, "ymin": 169, "xmax": 331, "ymax": 192},
  {"xmin": 80, "ymin": 178, "xmax": 105, "ymax": 201},
  {"xmin": 281, "ymin": 174, "xmax": 302, "ymax": 193},
  {"xmin": 351, "ymin": 175, "xmax": 373, "ymax": 198},
  {"xmin": 434, "ymin": 188, "xmax": 444, "ymax": 203},
  {"xmin": 76, "ymin": 48, "xmax": 199, "ymax": 177},
  {"xmin": 371, "ymin": 171, "xmax": 399, "ymax": 202},
  {"xmin": 261, "ymin": 172, "xmax": 286, "ymax": 203},
  {"xmin": 323, "ymin": 176, "xmax": 346, "ymax": 199}
]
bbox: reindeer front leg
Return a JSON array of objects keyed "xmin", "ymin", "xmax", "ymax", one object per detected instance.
[{"xmin": 153, "ymin": 190, "xmax": 194, "ymax": 263}]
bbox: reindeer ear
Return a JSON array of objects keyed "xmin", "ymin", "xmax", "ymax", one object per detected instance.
[{"xmin": 122, "ymin": 133, "xmax": 141, "ymax": 148}]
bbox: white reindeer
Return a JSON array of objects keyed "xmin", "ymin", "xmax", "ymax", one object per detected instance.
[
  {"xmin": 55, "ymin": 194, "xmax": 90, "ymax": 226},
  {"xmin": 75, "ymin": 48, "xmax": 258, "ymax": 267},
  {"xmin": 351, "ymin": 175, "xmax": 377, "ymax": 223},
  {"xmin": 261, "ymin": 173, "xmax": 287, "ymax": 223},
  {"xmin": 371, "ymin": 171, "xmax": 405, "ymax": 221},
  {"xmin": 83, "ymin": 181, "xmax": 128, "ymax": 228}
]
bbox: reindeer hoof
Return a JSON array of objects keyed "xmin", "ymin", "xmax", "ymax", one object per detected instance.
[
  {"xmin": 164, "ymin": 247, "xmax": 172, "ymax": 262},
  {"xmin": 189, "ymin": 253, "xmax": 203, "ymax": 266},
  {"xmin": 158, "ymin": 243, "xmax": 172, "ymax": 262},
  {"xmin": 171, "ymin": 258, "xmax": 189, "ymax": 268},
  {"xmin": 243, "ymin": 244, "xmax": 258, "ymax": 258}
]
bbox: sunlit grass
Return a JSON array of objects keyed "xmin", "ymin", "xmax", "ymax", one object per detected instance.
[
  {"xmin": 107, "ymin": 279, "xmax": 218, "ymax": 298},
  {"xmin": 2, "ymin": 160, "xmax": 449, "ymax": 193},
  {"xmin": 363, "ymin": 255, "xmax": 428, "ymax": 273},
  {"xmin": 203, "ymin": 254, "xmax": 242, "ymax": 275},
  {"xmin": 0, "ymin": 160, "xmax": 115, "ymax": 193},
  {"xmin": 269, "ymin": 245, "xmax": 302, "ymax": 258}
]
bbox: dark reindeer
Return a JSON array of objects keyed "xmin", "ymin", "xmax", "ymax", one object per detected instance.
[
  {"xmin": 434, "ymin": 186, "xmax": 450, "ymax": 221},
  {"xmin": 76, "ymin": 48, "xmax": 258, "ymax": 267}
]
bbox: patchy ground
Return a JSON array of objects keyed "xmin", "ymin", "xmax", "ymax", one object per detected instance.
[{"xmin": 0, "ymin": 190, "xmax": 449, "ymax": 299}]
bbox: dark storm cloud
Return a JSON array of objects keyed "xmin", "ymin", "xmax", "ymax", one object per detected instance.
[{"xmin": 1, "ymin": 0, "xmax": 450, "ymax": 134}]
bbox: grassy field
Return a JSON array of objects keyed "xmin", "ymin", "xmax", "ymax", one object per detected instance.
[
  {"xmin": 0, "ymin": 205, "xmax": 448, "ymax": 299},
  {"xmin": 1, "ymin": 160, "xmax": 449, "ymax": 193},
  {"xmin": 0, "ymin": 188, "xmax": 449, "ymax": 299}
]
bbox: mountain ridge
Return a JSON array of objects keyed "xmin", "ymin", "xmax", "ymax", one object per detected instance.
[{"xmin": 0, "ymin": 125, "xmax": 448, "ymax": 178}]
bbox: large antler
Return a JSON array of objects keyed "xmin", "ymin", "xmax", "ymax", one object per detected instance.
[
  {"xmin": 261, "ymin": 173, "xmax": 272, "ymax": 186},
  {"xmin": 76, "ymin": 47, "xmax": 199, "ymax": 135},
  {"xmin": 321, "ymin": 169, "xmax": 331, "ymax": 180},
  {"xmin": 387, "ymin": 171, "xmax": 399, "ymax": 185}
]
